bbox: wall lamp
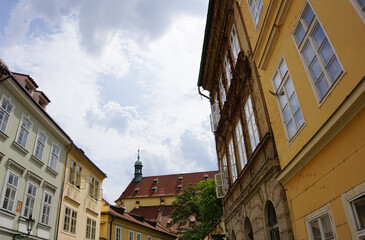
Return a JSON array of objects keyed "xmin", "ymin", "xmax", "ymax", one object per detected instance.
[{"xmin": 14, "ymin": 215, "xmax": 35, "ymax": 240}]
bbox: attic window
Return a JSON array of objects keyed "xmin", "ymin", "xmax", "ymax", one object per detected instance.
[
  {"xmin": 178, "ymin": 177, "xmax": 183, "ymax": 182},
  {"xmin": 167, "ymin": 218, "xmax": 173, "ymax": 227},
  {"xmin": 136, "ymin": 200, "xmax": 140, "ymax": 204},
  {"xmin": 39, "ymin": 100, "xmax": 45, "ymax": 107},
  {"xmin": 177, "ymin": 185, "xmax": 182, "ymax": 190},
  {"xmin": 134, "ymin": 188, "xmax": 139, "ymax": 193},
  {"xmin": 203, "ymin": 174, "xmax": 209, "ymax": 180},
  {"xmin": 151, "ymin": 186, "xmax": 157, "ymax": 192},
  {"xmin": 153, "ymin": 178, "xmax": 159, "ymax": 184},
  {"xmin": 160, "ymin": 199, "xmax": 165, "ymax": 203}
]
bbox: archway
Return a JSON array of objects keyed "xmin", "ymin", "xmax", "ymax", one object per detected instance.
[
  {"xmin": 243, "ymin": 217, "xmax": 254, "ymax": 240},
  {"xmin": 266, "ymin": 201, "xmax": 280, "ymax": 240}
]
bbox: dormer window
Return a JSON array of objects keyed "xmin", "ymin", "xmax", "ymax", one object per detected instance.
[
  {"xmin": 134, "ymin": 188, "xmax": 139, "ymax": 194},
  {"xmin": 177, "ymin": 185, "xmax": 182, "ymax": 190},
  {"xmin": 203, "ymin": 174, "xmax": 209, "ymax": 180},
  {"xmin": 178, "ymin": 177, "xmax": 183, "ymax": 182},
  {"xmin": 153, "ymin": 178, "xmax": 159, "ymax": 184},
  {"xmin": 151, "ymin": 186, "xmax": 157, "ymax": 192}
]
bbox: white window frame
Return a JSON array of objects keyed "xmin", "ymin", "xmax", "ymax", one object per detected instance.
[
  {"xmin": 69, "ymin": 159, "xmax": 82, "ymax": 189},
  {"xmin": 129, "ymin": 230, "xmax": 134, "ymax": 240},
  {"xmin": 293, "ymin": 1, "xmax": 344, "ymax": 103},
  {"xmin": 350, "ymin": 0, "xmax": 365, "ymax": 24},
  {"xmin": 235, "ymin": 120, "xmax": 248, "ymax": 171},
  {"xmin": 22, "ymin": 181, "xmax": 38, "ymax": 218},
  {"xmin": 0, "ymin": 94, "xmax": 14, "ymax": 135},
  {"xmin": 246, "ymin": 0, "xmax": 264, "ymax": 28},
  {"xmin": 89, "ymin": 176, "xmax": 99, "ymax": 200},
  {"xmin": 136, "ymin": 232, "xmax": 141, "ymax": 240},
  {"xmin": 272, "ymin": 57, "xmax": 305, "ymax": 141},
  {"xmin": 221, "ymin": 153, "xmax": 229, "ymax": 184},
  {"xmin": 343, "ymin": 185, "xmax": 365, "ymax": 240},
  {"xmin": 33, "ymin": 130, "xmax": 47, "ymax": 161},
  {"xmin": 147, "ymin": 236, "xmax": 152, "ymax": 240},
  {"xmin": 305, "ymin": 205, "xmax": 336, "ymax": 240},
  {"xmin": 228, "ymin": 138, "xmax": 237, "ymax": 182},
  {"xmin": 115, "ymin": 226, "xmax": 122, "ymax": 240},
  {"xmin": 63, "ymin": 206, "xmax": 77, "ymax": 234},
  {"xmin": 210, "ymin": 96, "xmax": 220, "ymax": 132},
  {"xmin": 244, "ymin": 95, "xmax": 260, "ymax": 152},
  {"xmin": 48, "ymin": 143, "xmax": 60, "ymax": 171},
  {"xmin": 16, "ymin": 115, "xmax": 32, "ymax": 149},
  {"xmin": 219, "ymin": 76, "xmax": 227, "ymax": 107},
  {"xmin": 230, "ymin": 24, "xmax": 241, "ymax": 62},
  {"xmin": 86, "ymin": 217, "xmax": 96, "ymax": 240},
  {"xmin": 40, "ymin": 191, "xmax": 53, "ymax": 226},
  {"xmin": 1, "ymin": 170, "xmax": 20, "ymax": 212},
  {"xmin": 224, "ymin": 53, "xmax": 232, "ymax": 87}
]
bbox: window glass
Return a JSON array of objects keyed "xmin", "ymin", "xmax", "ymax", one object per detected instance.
[
  {"xmin": 2, "ymin": 171, "xmax": 19, "ymax": 212},
  {"xmin": 17, "ymin": 117, "xmax": 31, "ymax": 148},
  {"xmin": 0, "ymin": 98, "xmax": 13, "ymax": 133}
]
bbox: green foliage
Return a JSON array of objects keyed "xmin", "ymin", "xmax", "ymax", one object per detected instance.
[{"xmin": 171, "ymin": 178, "xmax": 223, "ymax": 240}]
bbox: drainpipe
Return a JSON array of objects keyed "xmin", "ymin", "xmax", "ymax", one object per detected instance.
[
  {"xmin": 54, "ymin": 143, "xmax": 74, "ymax": 240},
  {"xmin": 198, "ymin": 86, "xmax": 210, "ymax": 100},
  {"xmin": 109, "ymin": 215, "xmax": 115, "ymax": 239}
]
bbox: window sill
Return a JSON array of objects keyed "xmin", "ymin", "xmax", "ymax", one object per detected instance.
[
  {"xmin": 37, "ymin": 222, "xmax": 51, "ymax": 230},
  {"xmin": 0, "ymin": 130, "xmax": 9, "ymax": 140},
  {"xmin": 46, "ymin": 166, "xmax": 58, "ymax": 176},
  {"xmin": 12, "ymin": 141, "xmax": 28, "ymax": 155},
  {"xmin": 0, "ymin": 208, "xmax": 16, "ymax": 218},
  {"xmin": 62, "ymin": 230, "xmax": 76, "ymax": 237},
  {"xmin": 31, "ymin": 155, "xmax": 45, "ymax": 166},
  {"xmin": 67, "ymin": 182, "xmax": 81, "ymax": 192},
  {"xmin": 88, "ymin": 196, "xmax": 98, "ymax": 203}
]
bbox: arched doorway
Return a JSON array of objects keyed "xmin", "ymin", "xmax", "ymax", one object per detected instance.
[
  {"xmin": 243, "ymin": 217, "xmax": 254, "ymax": 240},
  {"xmin": 267, "ymin": 201, "xmax": 280, "ymax": 240}
]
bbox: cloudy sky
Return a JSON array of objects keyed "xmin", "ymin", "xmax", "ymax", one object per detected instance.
[{"xmin": 0, "ymin": 0, "xmax": 217, "ymax": 202}]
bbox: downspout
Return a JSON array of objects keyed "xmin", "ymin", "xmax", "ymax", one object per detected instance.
[
  {"xmin": 54, "ymin": 142, "xmax": 74, "ymax": 240},
  {"xmin": 109, "ymin": 214, "xmax": 115, "ymax": 239}
]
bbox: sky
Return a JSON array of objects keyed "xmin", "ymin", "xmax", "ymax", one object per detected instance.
[{"xmin": 0, "ymin": 0, "xmax": 217, "ymax": 202}]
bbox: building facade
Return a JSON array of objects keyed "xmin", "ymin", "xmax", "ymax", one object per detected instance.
[
  {"xmin": 57, "ymin": 145, "xmax": 107, "ymax": 240},
  {"xmin": 198, "ymin": 0, "xmax": 293, "ymax": 239},
  {"xmin": 0, "ymin": 60, "xmax": 71, "ymax": 239}
]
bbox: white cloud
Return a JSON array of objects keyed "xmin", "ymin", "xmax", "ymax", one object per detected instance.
[{"xmin": 1, "ymin": 0, "xmax": 215, "ymax": 203}]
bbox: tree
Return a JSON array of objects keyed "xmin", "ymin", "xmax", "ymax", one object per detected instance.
[{"xmin": 171, "ymin": 178, "xmax": 223, "ymax": 240}]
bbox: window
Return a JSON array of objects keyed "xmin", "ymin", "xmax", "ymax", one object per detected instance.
[
  {"xmin": 273, "ymin": 58, "xmax": 305, "ymax": 140},
  {"xmin": 178, "ymin": 176, "xmax": 183, "ymax": 182},
  {"xmin": 89, "ymin": 176, "xmax": 99, "ymax": 200},
  {"xmin": 115, "ymin": 226, "xmax": 122, "ymax": 240},
  {"xmin": 49, "ymin": 144, "xmax": 60, "ymax": 171},
  {"xmin": 230, "ymin": 25, "xmax": 241, "ymax": 62},
  {"xmin": 350, "ymin": 0, "xmax": 365, "ymax": 23},
  {"xmin": 136, "ymin": 232, "xmax": 141, "ymax": 240},
  {"xmin": 153, "ymin": 178, "xmax": 159, "ymax": 184},
  {"xmin": 349, "ymin": 193, "xmax": 365, "ymax": 239},
  {"xmin": 129, "ymin": 230, "xmax": 134, "ymax": 240},
  {"xmin": 219, "ymin": 76, "xmax": 227, "ymax": 106},
  {"xmin": 224, "ymin": 53, "xmax": 232, "ymax": 87},
  {"xmin": 244, "ymin": 96, "xmax": 260, "ymax": 151},
  {"xmin": 177, "ymin": 185, "xmax": 182, "ymax": 190},
  {"xmin": 221, "ymin": 154, "xmax": 229, "ymax": 184},
  {"xmin": 23, "ymin": 182, "xmax": 38, "ymax": 218},
  {"xmin": 40, "ymin": 191, "xmax": 53, "ymax": 225},
  {"xmin": 16, "ymin": 116, "xmax": 31, "ymax": 149},
  {"xmin": 235, "ymin": 120, "xmax": 248, "ymax": 171},
  {"xmin": 267, "ymin": 201, "xmax": 280, "ymax": 240},
  {"xmin": 228, "ymin": 138, "xmax": 238, "ymax": 182},
  {"xmin": 34, "ymin": 131, "xmax": 47, "ymax": 160},
  {"xmin": 86, "ymin": 217, "xmax": 96, "ymax": 240},
  {"xmin": 1, "ymin": 171, "xmax": 20, "ymax": 212},
  {"xmin": 63, "ymin": 207, "xmax": 77, "ymax": 234},
  {"xmin": 69, "ymin": 159, "xmax": 82, "ymax": 188},
  {"xmin": 151, "ymin": 186, "xmax": 157, "ymax": 192},
  {"xmin": 147, "ymin": 236, "xmax": 152, "ymax": 240},
  {"xmin": 210, "ymin": 96, "xmax": 220, "ymax": 132},
  {"xmin": 294, "ymin": 2, "xmax": 343, "ymax": 101},
  {"xmin": 307, "ymin": 211, "xmax": 335, "ymax": 240},
  {"xmin": 247, "ymin": 0, "xmax": 264, "ymax": 27},
  {"xmin": 0, "ymin": 97, "xmax": 13, "ymax": 134}
]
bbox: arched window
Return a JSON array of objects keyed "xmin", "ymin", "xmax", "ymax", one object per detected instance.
[
  {"xmin": 244, "ymin": 217, "xmax": 254, "ymax": 240},
  {"xmin": 231, "ymin": 230, "xmax": 236, "ymax": 240},
  {"xmin": 267, "ymin": 201, "xmax": 280, "ymax": 240}
]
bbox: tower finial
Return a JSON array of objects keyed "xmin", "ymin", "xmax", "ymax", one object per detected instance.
[{"xmin": 137, "ymin": 147, "xmax": 140, "ymax": 160}]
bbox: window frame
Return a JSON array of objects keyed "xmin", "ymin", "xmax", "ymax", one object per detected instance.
[
  {"xmin": 347, "ymin": 191, "xmax": 365, "ymax": 239},
  {"xmin": 16, "ymin": 115, "xmax": 32, "ymax": 149},
  {"xmin": 349, "ymin": 0, "xmax": 365, "ymax": 24},
  {"xmin": 235, "ymin": 119, "xmax": 248, "ymax": 171},
  {"xmin": 40, "ymin": 190, "xmax": 53, "ymax": 226},
  {"xmin": 246, "ymin": 0, "xmax": 264, "ymax": 28},
  {"xmin": 136, "ymin": 232, "xmax": 141, "ymax": 240},
  {"xmin": 292, "ymin": 1, "xmax": 345, "ymax": 104},
  {"xmin": 48, "ymin": 143, "xmax": 60, "ymax": 171},
  {"xmin": 305, "ymin": 206, "xmax": 336, "ymax": 240},
  {"xmin": 22, "ymin": 181, "xmax": 38, "ymax": 218},
  {"xmin": 272, "ymin": 57, "xmax": 305, "ymax": 141},
  {"xmin": 115, "ymin": 226, "xmax": 122, "ymax": 240},
  {"xmin": 219, "ymin": 76, "xmax": 227, "ymax": 108},
  {"xmin": 228, "ymin": 138, "xmax": 238, "ymax": 182},
  {"xmin": 230, "ymin": 24, "xmax": 241, "ymax": 63},
  {"xmin": 0, "ymin": 94, "xmax": 15, "ymax": 135},
  {"xmin": 89, "ymin": 176, "xmax": 99, "ymax": 200},
  {"xmin": 244, "ymin": 95, "xmax": 260, "ymax": 152},
  {"xmin": 1, "ymin": 170, "xmax": 20, "ymax": 212},
  {"xmin": 147, "ymin": 236, "xmax": 152, "ymax": 240},
  {"xmin": 33, "ymin": 130, "xmax": 47, "ymax": 161},
  {"xmin": 86, "ymin": 217, "xmax": 96, "ymax": 240},
  {"xmin": 129, "ymin": 230, "xmax": 134, "ymax": 240},
  {"xmin": 63, "ymin": 206, "xmax": 78, "ymax": 234},
  {"xmin": 224, "ymin": 53, "xmax": 232, "ymax": 87},
  {"xmin": 69, "ymin": 159, "xmax": 82, "ymax": 188}
]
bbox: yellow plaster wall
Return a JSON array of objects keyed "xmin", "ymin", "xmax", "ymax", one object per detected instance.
[{"xmin": 118, "ymin": 196, "xmax": 176, "ymax": 212}]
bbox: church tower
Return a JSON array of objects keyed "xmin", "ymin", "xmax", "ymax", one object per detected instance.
[{"xmin": 134, "ymin": 149, "xmax": 143, "ymax": 182}]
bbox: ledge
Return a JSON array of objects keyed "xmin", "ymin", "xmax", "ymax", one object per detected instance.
[
  {"xmin": 0, "ymin": 208, "xmax": 16, "ymax": 218},
  {"xmin": 31, "ymin": 155, "xmax": 45, "ymax": 166},
  {"xmin": 12, "ymin": 141, "xmax": 28, "ymax": 155},
  {"xmin": 0, "ymin": 130, "xmax": 9, "ymax": 140},
  {"xmin": 46, "ymin": 166, "xmax": 58, "ymax": 176},
  {"xmin": 8, "ymin": 158, "xmax": 26, "ymax": 173},
  {"xmin": 37, "ymin": 222, "xmax": 51, "ymax": 230}
]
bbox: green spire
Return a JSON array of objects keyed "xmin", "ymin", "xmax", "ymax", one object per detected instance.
[{"xmin": 134, "ymin": 149, "xmax": 143, "ymax": 182}]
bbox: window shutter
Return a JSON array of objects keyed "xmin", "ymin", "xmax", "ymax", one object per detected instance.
[{"xmin": 215, "ymin": 173, "xmax": 227, "ymax": 198}]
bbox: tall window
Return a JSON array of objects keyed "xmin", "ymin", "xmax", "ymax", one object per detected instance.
[
  {"xmin": 136, "ymin": 232, "xmax": 141, "ymax": 240},
  {"xmin": 115, "ymin": 226, "xmax": 122, "ymax": 240},
  {"xmin": 222, "ymin": 154, "xmax": 229, "ymax": 183},
  {"xmin": 147, "ymin": 236, "xmax": 152, "ymax": 240},
  {"xmin": 247, "ymin": 0, "xmax": 264, "ymax": 27},
  {"xmin": 23, "ymin": 182, "xmax": 38, "ymax": 218},
  {"xmin": 349, "ymin": 193, "xmax": 365, "ymax": 239},
  {"xmin": 16, "ymin": 116, "xmax": 31, "ymax": 149},
  {"xmin": 210, "ymin": 96, "xmax": 220, "ymax": 132},
  {"xmin": 129, "ymin": 230, "xmax": 134, "ymax": 240},
  {"xmin": 307, "ymin": 211, "xmax": 335, "ymax": 240},
  {"xmin": 0, "ymin": 97, "xmax": 13, "ymax": 134},
  {"xmin": 49, "ymin": 144, "xmax": 60, "ymax": 171},
  {"xmin": 89, "ymin": 176, "xmax": 99, "ymax": 200},
  {"xmin": 267, "ymin": 201, "xmax": 280, "ymax": 240},
  {"xmin": 69, "ymin": 159, "xmax": 82, "ymax": 188},
  {"xmin": 63, "ymin": 207, "xmax": 77, "ymax": 234},
  {"xmin": 228, "ymin": 139, "xmax": 238, "ymax": 182},
  {"xmin": 219, "ymin": 77, "xmax": 227, "ymax": 106},
  {"xmin": 350, "ymin": 0, "xmax": 365, "ymax": 23},
  {"xmin": 34, "ymin": 131, "xmax": 47, "ymax": 160},
  {"xmin": 40, "ymin": 191, "xmax": 53, "ymax": 225},
  {"xmin": 2, "ymin": 171, "xmax": 19, "ymax": 212},
  {"xmin": 230, "ymin": 25, "xmax": 241, "ymax": 62},
  {"xmin": 273, "ymin": 58, "xmax": 305, "ymax": 140},
  {"xmin": 86, "ymin": 217, "xmax": 96, "ymax": 240},
  {"xmin": 244, "ymin": 96, "xmax": 260, "ymax": 152},
  {"xmin": 294, "ymin": 2, "xmax": 343, "ymax": 101},
  {"xmin": 224, "ymin": 54, "xmax": 232, "ymax": 87},
  {"xmin": 235, "ymin": 120, "xmax": 248, "ymax": 171}
]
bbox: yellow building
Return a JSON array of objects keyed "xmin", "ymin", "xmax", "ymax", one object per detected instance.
[
  {"xmin": 57, "ymin": 144, "xmax": 107, "ymax": 240},
  {"xmin": 99, "ymin": 199, "xmax": 176, "ymax": 240},
  {"xmin": 230, "ymin": 0, "xmax": 365, "ymax": 239}
]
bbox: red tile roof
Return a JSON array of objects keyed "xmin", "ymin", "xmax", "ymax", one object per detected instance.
[
  {"xmin": 11, "ymin": 72, "xmax": 39, "ymax": 88},
  {"xmin": 116, "ymin": 170, "xmax": 218, "ymax": 201}
]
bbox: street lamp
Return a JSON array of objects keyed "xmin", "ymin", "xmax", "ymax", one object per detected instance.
[{"xmin": 14, "ymin": 215, "xmax": 35, "ymax": 240}]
